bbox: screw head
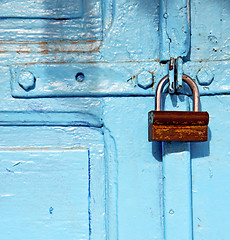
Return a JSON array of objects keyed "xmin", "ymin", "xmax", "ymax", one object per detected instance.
[
  {"xmin": 137, "ymin": 70, "xmax": 153, "ymax": 89},
  {"xmin": 18, "ymin": 71, "xmax": 36, "ymax": 91},
  {"xmin": 196, "ymin": 68, "xmax": 214, "ymax": 86}
]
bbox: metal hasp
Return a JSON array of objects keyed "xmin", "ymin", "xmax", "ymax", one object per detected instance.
[{"xmin": 148, "ymin": 74, "xmax": 209, "ymax": 142}]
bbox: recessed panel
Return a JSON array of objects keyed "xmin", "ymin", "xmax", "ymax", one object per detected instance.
[{"xmin": 0, "ymin": 149, "xmax": 89, "ymax": 240}]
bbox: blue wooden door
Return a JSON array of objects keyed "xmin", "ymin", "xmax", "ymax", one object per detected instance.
[{"xmin": 0, "ymin": 0, "xmax": 229, "ymax": 239}]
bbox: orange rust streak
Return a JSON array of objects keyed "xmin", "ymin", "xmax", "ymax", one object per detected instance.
[
  {"xmin": 0, "ymin": 39, "xmax": 103, "ymax": 45},
  {"xmin": 10, "ymin": 59, "xmax": 159, "ymax": 66},
  {"xmin": 149, "ymin": 125, "xmax": 208, "ymax": 142},
  {"xmin": 0, "ymin": 146, "xmax": 86, "ymax": 151},
  {"xmin": 0, "ymin": 49, "xmax": 99, "ymax": 54}
]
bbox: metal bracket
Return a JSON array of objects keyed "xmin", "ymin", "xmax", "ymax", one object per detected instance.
[
  {"xmin": 168, "ymin": 58, "xmax": 175, "ymax": 94},
  {"xmin": 159, "ymin": 0, "xmax": 191, "ymax": 62},
  {"xmin": 159, "ymin": 0, "xmax": 191, "ymax": 93},
  {"xmin": 9, "ymin": 60, "xmax": 229, "ymax": 98}
]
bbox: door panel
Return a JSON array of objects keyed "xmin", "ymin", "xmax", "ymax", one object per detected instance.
[
  {"xmin": 192, "ymin": 95, "xmax": 230, "ymax": 240},
  {"xmin": 0, "ymin": 0, "xmax": 229, "ymax": 239},
  {"xmin": 0, "ymin": 127, "xmax": 106, "ymax": 240},
  {"xmin": 0, "ymin": 149, "xmax": 89, "ymax": 240},
  {"xmin": 102, "ymin": 97, "xmax": 163, "ymax": 240}
]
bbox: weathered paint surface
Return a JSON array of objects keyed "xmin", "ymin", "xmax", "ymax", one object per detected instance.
[
  {"xmin": 0, "ymin": 149, "xmax": 89, "ymax": 239},
  {"xmin": 0, "ymin": 0, "xmax": 229, "ymax": 239}
]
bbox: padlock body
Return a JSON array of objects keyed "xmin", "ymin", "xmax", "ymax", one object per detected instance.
[{"xmin": 148, "ymin": 111, "xmax": 209, "ymax": 142}]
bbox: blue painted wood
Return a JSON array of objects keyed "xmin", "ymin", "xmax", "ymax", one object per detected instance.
[
  {"xmin": 163, "ymin": 142, "xmax": 193, "ymax": 240},
  {"xmin": 159, "ymin": 0, "xmax": 170, "ymax": 62},
  {"xmin": 0, "ymin": 150, "xmax": 89, "ymax": 239},
  {"xmin": 166, "ymin": 0, "xmax": 191, "ymax": 60},
  {"xmin": 159, "ymin": 0, "xmax": 190, "ymax": 62},
  {"xmin": 0, "ymin": 0, "xmax": 104, "ymax": 42},
  {"xmin": 0, "ymin": 0, "xmax": 229, "ymax": 239},
  {"xmin": 191, "ymin": 95, "xmax": 230, "ymax": 240},
  {"xmin": 0, "ymin": 0, "xmax": 83, "ymax": 19},
  {"xmin": 162, "ymin": 95, "xmax": 193, "ymax": 240},
  {"xmin": 0, "ymin": 127, "xmax": 106, "ymax": 239},
  {"xmin": 191, "ymin": 0, "xmax": 230, "ymax": 61},
  {"xmin": 103, "ymin": 98, "xmax": 163, "ymax": 240}
]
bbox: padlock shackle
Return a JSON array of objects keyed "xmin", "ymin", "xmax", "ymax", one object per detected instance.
[{"xmin": 156, "ymin": 74, "xmax": 200, "ymax": 112}]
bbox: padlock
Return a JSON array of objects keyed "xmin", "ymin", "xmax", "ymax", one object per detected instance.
[{"xmin": 148, "ymin": 74, "xmax": 209, "ymax": 142}]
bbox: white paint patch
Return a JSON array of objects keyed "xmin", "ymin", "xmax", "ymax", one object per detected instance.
[{"xmin": 0, "ymin": 194, "xmax": 15, "ymax": 198}]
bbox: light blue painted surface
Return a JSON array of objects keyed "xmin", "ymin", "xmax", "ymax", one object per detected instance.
[
  {"xmin": 162, "ymin": 95, "xmax": 193, "ymax": 240},
  {"xmin": 103, "ymin": 98, "xmax": 163, "ymax": 240},
  {"xmin": 176, "ymin": 57, "xmax": 183, "ymax": 91},
  {"xmin": 0, "ymin": 0, "xmax": 83, "ymax": 19},
  {"xmin": 0, "ymin": 127, "xmax": 107, "ymax": 239},
  {"xmin": 0, "ymin": 150, "xmax": 89, "ymax": 240},
  {"xmin": 191, "ymin": 95, "xmax": 230, "ymax": 240},
  {"xmin": 163, "ymin": 142, "xmax": 193, "ymax": 240},
  {"xmin": 0, "ymin": 0, "xmax": 228, "ymax": 239},
  {"xmin": 159, "ymin": 0, "xmax": 190, "ymax": 62}
]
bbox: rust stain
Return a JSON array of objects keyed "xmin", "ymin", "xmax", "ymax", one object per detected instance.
[
  {"xmin": 0, "ymin": 39, "xmax": 15, "ymax": 42},
  {"xmin": 13, "ymin": 59, "xmax": 160, "ymax": 66},
  {"xmin": 169, "ymin": 57, "xmax": 174, "ymax": 70},
  {"xmin": 169, "ymin": 64, "xmax": 173, "ymax": 70},
  {"xmin": 0, "ymin": 46, "xmax": 100, "ymax": 54},
  {"xmin": 148, "ymin": 70, "xmax": 155, "ymax": 75},
  {"xmin": 0, "ymin": 146, "xmax": 86, "ymax": 151},
  {"xmin": 69, "ymin": 39, "xmax": 103, "ymax": 44},
  {"xmin": 55, "ymin": 48, "xmax": 99, "ymax": 53},
  {"xmin": 152, "ymin": 75, "xmax": 155, "ymax": 89},
  {"xmin": 3, "ymin": 50, "xmax": 31, "ymax": 54},
  {"xmin": 0, "ymin": 39, "xmax": 102, "ymax": 45},
  {"xmin": 19, "ymin": 50, "xmax": 30, "ymax": 53},
  {"xmin": 14, "ymin": 49, "xmax": 98, "ymax": 54},
  {"xmin": 38, "ymin": 41, "xmax": 49, "ymax": 55},
  {"xmin": 40, "ymin": 49, "xmax": 49, "ymax": 54},
  {"xmin": 0, "ymin": 39, "xmax": 102, "ymax": 54},
  {"xmin": 149, "ymin": 125, "xmax": 208, "ymax": 142},
  {"xmin": 16, "ymin": 61, "xmax": 69, "ymax": 66}
]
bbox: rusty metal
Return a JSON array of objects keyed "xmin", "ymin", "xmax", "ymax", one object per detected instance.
[
  {"xmin": 148, "ymin": 111, "xmax": 209, "ymax": 142},
  {"xmin": 149, "ymin": 74, "xmax": 209, "ymax": 142}
]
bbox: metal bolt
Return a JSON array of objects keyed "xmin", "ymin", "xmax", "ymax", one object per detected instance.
[
  {"xmin": 75, "ymin": 72, "xmax": 85, "ymax": 82},
  {"xmin": 18, "ymin": 71, "xmax": 36, "ymax": 91},
  {"xmin": 137, "ymin": 70, "xmax": 153, "ymax": 89},
  {"xmin": 196, "ymin": 68, "xmax": 214, "ymax": 86}
]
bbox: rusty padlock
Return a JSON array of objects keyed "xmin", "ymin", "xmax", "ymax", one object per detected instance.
[{"xmin": 148, "ymin": 74, "xmax": 209, "ymax": 142}]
